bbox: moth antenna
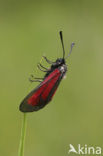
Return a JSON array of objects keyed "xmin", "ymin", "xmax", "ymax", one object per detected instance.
[
  {"xmin": 59, "ymin": 31, "xmax": 65, "ymax": 59},
  {"xmin": 66, "ymin": 42, "xmax": 75, "ymax": 59}
]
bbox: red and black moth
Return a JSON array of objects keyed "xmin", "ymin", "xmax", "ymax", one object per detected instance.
[{"xmin": 19, "ymin": 31, "xmax": 75, "ymax": 112}]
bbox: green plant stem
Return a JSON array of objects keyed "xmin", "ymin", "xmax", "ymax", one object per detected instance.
[{"xmin": 18, "ymin": 113, "xmax": 27, "ymax": 156}]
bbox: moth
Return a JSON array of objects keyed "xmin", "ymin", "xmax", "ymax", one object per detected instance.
[{"xmin": 19, "ymin": 31, "xmax": 75, "ymax": 112}]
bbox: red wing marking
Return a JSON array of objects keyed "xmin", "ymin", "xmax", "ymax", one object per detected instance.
[
  {"xmin": 42, "ymin": 73, "xmax": 59, "ymax": 100},
  {"xmin": 27, "ymin": 69, "xmax": 61, "ymax": 106}
]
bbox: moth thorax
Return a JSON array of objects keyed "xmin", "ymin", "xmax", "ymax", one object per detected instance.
[{"xmin": 60, "ymin": 65, "xmax": 67, "ymax": 73}]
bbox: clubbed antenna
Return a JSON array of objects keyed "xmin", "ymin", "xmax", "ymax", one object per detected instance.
[
  {"xmin": 66, "ymin": 42, "xmax": 75, "ymax": 59},
  {"xmin": 59, "ymin": 31, "xmax": 65, "ymax": 59}
]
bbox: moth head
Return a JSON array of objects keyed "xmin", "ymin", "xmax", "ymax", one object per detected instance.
[{"xmin": 56, "ymin": 58, "xmax": 65, "ymax": 65}]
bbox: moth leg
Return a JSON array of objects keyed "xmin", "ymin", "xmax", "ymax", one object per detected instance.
[
  {"xmin": 30, "ymin": 74, "xmax": 43, "ymax": 79},
  {"xmin": 38, "ymin": 63, "xmax": 49, "ymax": 70},
  {"xmin": 42, "ymin": 56, "xmax": 55, "ymax": 64},
  {"xmin": 37, "ymin": 64, "xmax": 48, "ymax": 72},
  {"xmin": 29, "ymin": 74, "xmax": 43, "ymax": 83},
  {"xmin": 29, "ymin": 78, "xmax": 43, "ymax": 83}
]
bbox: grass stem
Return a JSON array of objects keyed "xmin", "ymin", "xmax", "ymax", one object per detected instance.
[{"xmin": 18, "ymin": 113, "xmax": 27, "ymax": 156}]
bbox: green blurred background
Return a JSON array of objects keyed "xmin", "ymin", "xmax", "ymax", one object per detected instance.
[{"xmin": 0, "ymin": 0, "xmax": 103, "ymax": 156}]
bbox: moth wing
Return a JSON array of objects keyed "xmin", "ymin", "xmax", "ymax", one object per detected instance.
[{"xmin": 19, "ymin": 69, "xmax": 62, "ymax": 112}]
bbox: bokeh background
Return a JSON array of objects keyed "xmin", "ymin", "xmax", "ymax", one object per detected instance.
[{"xmin": 0, "ymin": 0, "xmax": 103, "ymax": 156}]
